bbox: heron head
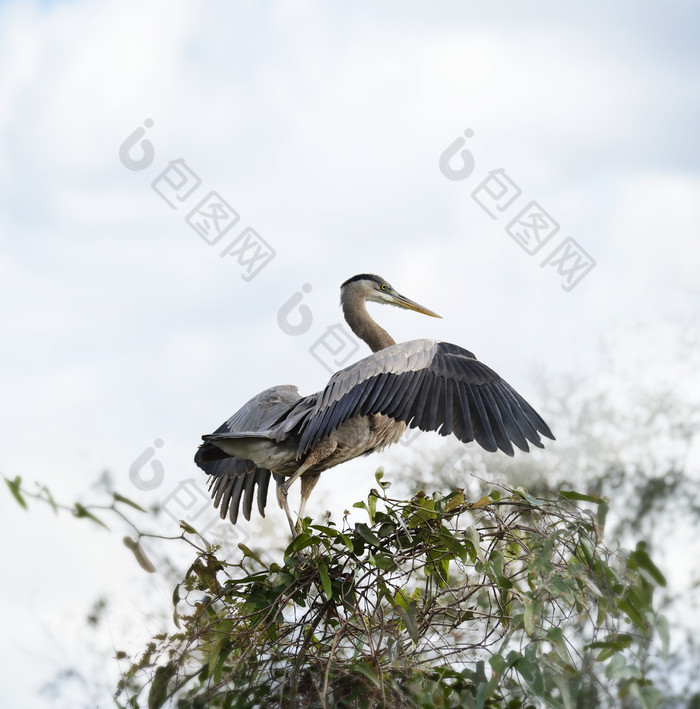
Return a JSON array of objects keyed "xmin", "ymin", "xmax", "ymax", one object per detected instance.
[{"xmin": 341, "ymin": 274, "xmax": 442, "ymax": 318}]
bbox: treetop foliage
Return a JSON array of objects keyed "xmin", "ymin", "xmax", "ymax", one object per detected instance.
[{"xmin": 103, "ymin": 470, "xmax": 666, "ymax": 709}]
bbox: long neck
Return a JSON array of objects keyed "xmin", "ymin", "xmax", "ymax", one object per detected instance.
[{"xmin": 342, "ymin": 293, "xmax": 396, "ymax": 353}]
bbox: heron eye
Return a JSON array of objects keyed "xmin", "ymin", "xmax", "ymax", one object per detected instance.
[{"xmin": 381, "ymin": 284, "xmax": 387, "ymax": 290}]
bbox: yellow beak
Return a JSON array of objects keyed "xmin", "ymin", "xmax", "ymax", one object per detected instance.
[{"xmin": 391, "ymin": 292, "xmax": 442, "ymax": 319}]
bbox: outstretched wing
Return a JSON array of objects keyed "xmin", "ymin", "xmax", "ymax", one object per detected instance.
[
  {"xmin": 194, "ymin": 385, "xmax": 300, "ymax": 523},
  {"xmin": 297, "ymin": 339, "xmax": 554, "ymax": 456}
]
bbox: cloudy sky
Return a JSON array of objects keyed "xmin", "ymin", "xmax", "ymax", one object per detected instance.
[{"xmin": 1, "ymin": 1, "xmax": 699, "ymax": 706}]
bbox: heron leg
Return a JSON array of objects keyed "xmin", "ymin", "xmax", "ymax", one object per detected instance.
[
  {"xmin": 297, "ymin": 473, "xmax": 321, "ymax": 526},
  {"xmin": 277, "ymin": 440, "xmax": 337, "ymax": 537},
  {"xmin": 277, "ymin": 486, "xmax": 298, "ymax": 538}
]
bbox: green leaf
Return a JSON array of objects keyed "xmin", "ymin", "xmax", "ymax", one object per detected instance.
[
  {"xmin": 438, "ymin": 528, "xmax": 468, "ymax": 563},
  {"xmin": 629, "ymin": 545, "xmax": 666, "ymax": 587},
  {"xmin": 319, "ymin": 563, "xmax": 333, "ymax": 599},
  {"xmin": 207, "ymin": 619, "xmax": 234, "ymax": 680},
  {"xmin": 471, "ymin": 495, "xmax": 492, "ymax": 509},
  {"xmin": 475, "ymin": 681, "xmax": 488, "ymax": 709},
  {"xmin": 464, "ymin": 527, "xmax": 482, "ymax": 561},
  {"xmin": 605, "ymin": 652, "xmax": 642, "ymax": 680},
  {"xmin": 489, "ymin": 547, "xmax": 505, "ymax": 576},
  {"xmin": 418, "ymin": 497, "xmax": 436, "ymax": 512},
  {"xmin": 286, "ymin": 532, "xmax": 318, "ymax": 554},
  {"xmin": 523, "ymin": 597, "xmax": 537, "ymax": 635},
  {"xmin": 374, "ymin": 467, "xmax": 390, "ymax": 489},
  {"xmin": 513, "ymin": 650, "xmax": 544, "ymax": 694},
  {"xmin": 369, "ymin": 552, "xmax": 397, "ymax": 572},
  {"xmin": 5, "ymin": 476, "xmax": 27, "ymax": 510},
  {"xmin": 123, "ymin": 537, "xmax": 156, "ymax": 573},
  {"xmin": 355, "ymin": 523, "xmax": 382, "ymax": 548},
  {"xmin": 179, "ymin": 521, "xmax": 198, "ymax": 535},
  {"xmin": 338, "ymin": 532, "xmax": 354, "ymax": 552},
  {"xmin": 627, "ymin": 682, "xmax": 663, "ymax": 709},
  {"xmin": 596, "ymin": 500, "xmax": 609, "ymax": 532},
  {"xmin": 395, "ymin": 602, "xmax": 420, "ymax": 643},
  {"xmin": 352, "ymin": 661, "xmax": 381, "ymax": 687},
  {"xmin": 74, "ymin": 503, "xmax": 109, "ymax": 529},
  {"xmin": 559, "ymin": 490, "xmax": 604, "ymax": 504},
  {"xmin": 516, "ymin": 489, "xmax": 542, "ymax": 507},
  {"xmin": 547, "ymin": 576, "xmax": 577, "ymax": 605},
  {"xmin": 488, "ymin": 651, "xmax": 506, "ymax": 676},
  {"xmin": 310, "ymin": 523, "xmax": 338, "ymax": 537},
  {"xmin": 393, "ymin": 588, "xmax": 410, "ymax": 609},
  {"xmin": 238, "ymin": 544, "xmax": 266, "ymax": 568},
  {"xmin": 148, "ymin": 661, "xmax": 176, "ymax": 709},
  {"xmin": 586, "ymin": 633, "xmax": 634, "ymax": 661},
  {"xmin": 546, "ymin": 627, "xmax": 570, "ymax": 663},
  {"xmin": 408, "ymin": 498, "xmax": 437, "ymax": 528},
  {"xmin": 212, "ymin": 640, "xmax": 234, "ymax": 684},
  {"xmin": 367, "ymin": 492, "xmax": 378, "ymax": 524},
  {"xmin": 112, "ymin": 492, "xmax": 147, "ymax": 513},
  {"xmin": 40, "ymin": 485, "xmax": 58, "ymax": 514},
  {"xmin": 445, "ymin": 492, "xmax": 465, "ymax": 512},
  {"xmin": 617, "ymin": 597, "xmax": 647, "ymax": 630},
  {"xmin": 595, "ymin": 596, "xmax": 609, "ymax": 628},
  {"xmin": 172, "ymin": 583, "xmax": 181, "ymax": 628}
]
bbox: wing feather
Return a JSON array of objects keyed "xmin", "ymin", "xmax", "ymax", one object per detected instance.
[
  {"xmin": 377, "ymin": 374, "xmax": 408, "ymax": 413},
  {"xmin": 407, "ymin": 374, "xmax": 432, "ymax": 430},
  {"xmin": 421, "ymin": 376, "xmax": 441, "ymax": 431},
  {"xmin": 388, "ymin": 368, "xmax": 425, "ymax": 421},
  {"xmin": 466, "ymin": 383, "xmax": 498, "ymax": 452},
  {"xmin": 363, "ymin": 372, "xmax": 394, "ymax": 412},
  {"xmin": 489, "ymin": 384, "xmax": 531, "ymax": 451},
  {"xmin": 452, "ymin": 384, "xmax": 473, "ymax": 443},
  {"xmin": 439, "ymin": 378, "xmax": 454, "ymax": 436},
  {"xmin": 240, "ymin": 470, "xmax": 258, "ymax": 521},
  {"xmin": 256, "ymin": 472, "xmax": 271, "ymax": 517},
  {"xmin": 229, "ymin": 476, "xmax": 247, "ymax": 523},
  {"xmin": 296, "ymin": 339, "xmax": 553, "ymax": 456},
  {"xmin": 210, "ymin": 474, "xmax": 234, "ymax": 514},
  {"xmin": 480, "ymin": 385, "xmax": 515, "ymax": 455}
]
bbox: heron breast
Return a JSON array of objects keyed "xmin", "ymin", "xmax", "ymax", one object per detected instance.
[
  {"xmin": 328, "ymin": 413, "xmax": 405, "ymax": 456},
  {"xmin": 291, "ymin": 414, "xmax": 407, "ymax": 478},
  {"xmin": 368, "ymin": 413, "xmax": 407, "ymax": 451}
]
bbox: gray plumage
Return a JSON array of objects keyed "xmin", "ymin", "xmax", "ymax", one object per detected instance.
[{"xmin": 195, "ymin": 274, "xmax": 554, "ymax": 535}]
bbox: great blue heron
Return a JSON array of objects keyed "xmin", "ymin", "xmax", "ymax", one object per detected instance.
[{"xmin": 195, "ymin": 274, "xmax": 554, "ymax": 536}]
